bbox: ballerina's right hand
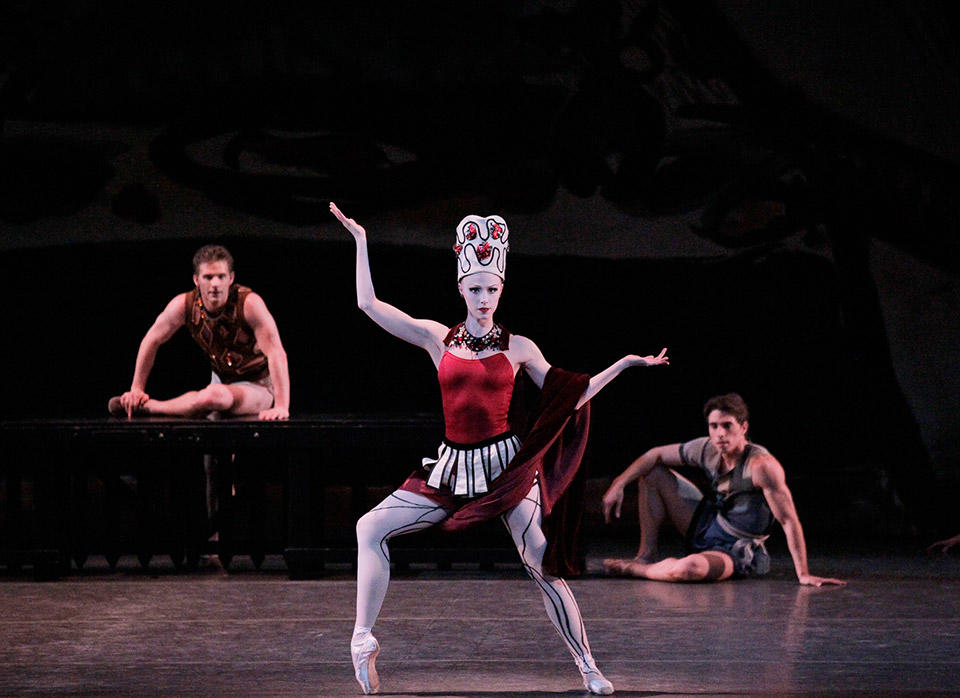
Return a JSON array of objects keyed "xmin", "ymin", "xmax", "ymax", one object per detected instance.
[{"xmin": 329, "ymin": 202, "xmax": 366, "ymax": 240}]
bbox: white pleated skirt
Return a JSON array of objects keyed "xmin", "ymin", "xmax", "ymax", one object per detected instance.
[{"xmin": 423, "ymin": 432, "xmax": 521, "ymax": 497}]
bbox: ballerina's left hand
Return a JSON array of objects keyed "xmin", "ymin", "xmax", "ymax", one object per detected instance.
[{"xmin": 624, "ymin": 348, "xmax": 669, "ymax": 367}]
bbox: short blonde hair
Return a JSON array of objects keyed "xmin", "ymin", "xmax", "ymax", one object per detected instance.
[{"xmin": 192, "ymin": 245, "xmax": 234, "ymax": 274}]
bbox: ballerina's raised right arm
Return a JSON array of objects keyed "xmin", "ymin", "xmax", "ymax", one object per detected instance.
[{"xmin": 331, "ymin": 202, "xmax": 448, "ymax": 364}]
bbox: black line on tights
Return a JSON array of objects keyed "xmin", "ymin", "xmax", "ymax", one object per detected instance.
[
  {"xmin": 377, "ymin": 492, "xmax": 442, "ymax": 508},
  {"xmin": 370, "ymin": 500, "xmax": 442, "ymax": 514},
  {"xmin": 378, "ymin": 519, "xmax": 436, "ymax": 561},
  {"xmin": 526, "ymin": 563, "xmax": 588, "ymax": 662},
  {"xmin": 505, "ymin": 485, "xmax": 588, "ymax": 662},
  {"xmin": 520, "ymin": 481, "xmax": 544, "ymax": 557},
  {"xmin": 372, "ymin": 495, "xmax": 446, "ymax": 562},
  {"xmin": 521, "ymin": 492, "xmax": 587, "ymax": 659}
]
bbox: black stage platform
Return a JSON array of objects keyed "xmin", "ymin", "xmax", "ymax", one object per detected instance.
[
  {"xmin": 1, "ymin": 552, "xmax": 958, "ymax": 696},
  {"xmin": 2, "ymin": 415, "xmax": 526, "ymax": 580}
]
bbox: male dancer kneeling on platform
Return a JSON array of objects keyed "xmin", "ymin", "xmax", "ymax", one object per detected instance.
[
  {"xmin": 108, "ymin": 244, "xmax": 290, "ymax": 421},
  {"xmin": 108, "ymin": 245, "xmax": 290, "ymax": 540},
  {"xmin": 602, "ymin": 393, "xmax": 845, "ymax": 586}
]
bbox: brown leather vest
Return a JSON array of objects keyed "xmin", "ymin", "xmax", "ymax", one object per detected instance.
[{"xmin": 184, "ymin": 284, "xmax": 268, "ymax": 383}]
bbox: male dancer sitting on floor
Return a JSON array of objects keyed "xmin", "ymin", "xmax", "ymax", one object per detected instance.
[
  {"xmin": 601, "ymin": 393, "xmax": 844, "ymax": 585},
  {"xmin": 109, "ymin": 244, "xmax": 290, "ymax": 421}
]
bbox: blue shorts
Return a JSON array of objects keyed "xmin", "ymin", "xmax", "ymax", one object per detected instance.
[{"xmin": 685, "ymin": 500, "xmax": 770, "ymax": 578}]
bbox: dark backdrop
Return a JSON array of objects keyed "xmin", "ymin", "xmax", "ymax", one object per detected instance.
[{"xmin": 2, "ymin": 0, "xmax": 958, "ymax": 542}]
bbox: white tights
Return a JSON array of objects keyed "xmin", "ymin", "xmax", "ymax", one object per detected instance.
[{"xmin": 353, "ymin": 481, "xmax": 596, "ymax": 668}]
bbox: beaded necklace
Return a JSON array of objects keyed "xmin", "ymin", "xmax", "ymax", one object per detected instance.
[{"xmin": 448, "ymin": 322, "xmax": 503, "ymax": 353}]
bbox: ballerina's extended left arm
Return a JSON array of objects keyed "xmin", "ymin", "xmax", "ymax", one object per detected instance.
[{"xmin": 479, "ymin": 305, "xmax": 668, "ymax": 409}]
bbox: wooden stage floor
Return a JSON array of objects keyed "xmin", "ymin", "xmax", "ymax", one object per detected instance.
[{"xmin": 2, "ymin": 551, "xmax": 959, "ymax": 697}]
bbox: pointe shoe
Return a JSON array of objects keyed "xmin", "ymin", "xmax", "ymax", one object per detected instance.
[
  {"xmin": 577, "ymin": 656, "xmax": 614, "ymax": 695},
  {"xmin": 350, "ymin": 633, "xmax": 381, "ymax": 694}
]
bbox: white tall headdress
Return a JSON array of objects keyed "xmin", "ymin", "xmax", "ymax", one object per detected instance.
[{"xmin": 453, "ymin": 214, "xmax": 510, "ymax": 280}]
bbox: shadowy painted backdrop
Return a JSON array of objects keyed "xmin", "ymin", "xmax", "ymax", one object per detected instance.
[{"xmin": 2, "ymin": 0, "xmax": 958, "ymax": 542}]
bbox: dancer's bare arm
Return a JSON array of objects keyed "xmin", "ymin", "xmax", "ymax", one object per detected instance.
[
  {"xmin": 576, "ymin": 349, "xmax": 669, "ymax": 409},
  {"xmin": 119, "ymin": 295, "xmax": 186, "ymax": 417},
  {"xmin": 755, "ymin": 455, "xmax": 846, "ymax": 587},
  {"xmin": 331, "ymin": 202, "xmax": 447, "ymax": 363},
  {"xmin": 601, "ymin": 444, "xmax": 684, "ymax": 522},
  {"xmin": 509, "ymin": 338, "xmax": 668, "ymax": 402},
  {"xmin": 927, "ymin": 533, "xmax": 960, "ymax": 554},
  {"xmin": 243, "ymin": 293, "xmax": 291, "ymax": 420}
]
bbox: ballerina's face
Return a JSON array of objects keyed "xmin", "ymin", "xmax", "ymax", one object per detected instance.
[{"xmin": 458, "ymin": 271, "xmax": 503, "ymax": 323}]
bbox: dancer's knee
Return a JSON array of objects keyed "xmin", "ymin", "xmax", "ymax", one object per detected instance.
[
  {"xmin": 640, "ymin": 464, "xmax": 674, "ymax": 492},
  {"xmin": 515, "ymin": 536, "xmax": 548, "ymax": 575},
  {"xmin": 669, "ymin": 553, "xmax": 727, "ymax": 581},
  {"xmin": 356, "ymin": 510, "xmax": 384, "ymax": 548},
  {"xmin": 194, "ymin": 385, "xmax": 234, "ymax": 412},
  {"xmin": 664, "ymin": 556, "xmax": 705, "ymax": 581}
]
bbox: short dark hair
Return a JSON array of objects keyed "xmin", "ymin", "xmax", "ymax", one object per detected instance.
[
  {"xmin": 703, "ymin": 393, "xmax": 749, "ymax": 424},
  {"xmin": 192, "ymin": 245, "xmax": 234, "ymax": 274}
]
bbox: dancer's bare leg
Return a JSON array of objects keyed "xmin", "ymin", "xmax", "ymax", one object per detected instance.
[
  {"xmin": 635, "ymin": 465, "xmax": 697, "ymax": 560},
  {"xmin": 352, "ymin": 490, "xmax": 449, "ymax": 694},
  {"xmin": 142, "ymin": 383, "xmax": 272, "ymax": 417},
  {"xmin": 502, "ymin": 481, "xmax": 614, "ymax": 695},
  {"xmin": 606, "ymin": 550, "xmax": 735, "ymax": 582}
]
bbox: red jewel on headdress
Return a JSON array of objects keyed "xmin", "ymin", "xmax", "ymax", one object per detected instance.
[
  {"xmin": 491, "ymin": 222, "xmax": 502, "ymax": 238},
  {"xmin": 477, "ymin": 241, "xmax": 492, "ymax": 261},
  {"xmin": 466, "ymin": 222, "xmax": 478, "ymax": 240},
  {"xmin": 453, "ymin": 244, "xmax": 463, "ymax": 254}
]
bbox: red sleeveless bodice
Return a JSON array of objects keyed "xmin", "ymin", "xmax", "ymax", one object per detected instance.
[{"xmin": 438, "ymin": 352, "xmax": 515, "ymax": 444}]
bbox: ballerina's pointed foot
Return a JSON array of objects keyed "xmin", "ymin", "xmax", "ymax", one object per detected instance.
[
  {"xmin": 583, "ymin": 669, "xmax": 615, "ymax": 695},
  {"xmin": 578, "ymin": 656, "xmax": 615, "ymax": 695},
  {"xmin": 351, "ymin": 633, "xmax": 381, "ymax": 694}
]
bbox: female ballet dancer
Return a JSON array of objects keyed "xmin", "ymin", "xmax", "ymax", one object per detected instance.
[{"xmin": 331, "ymin": 202, "xmax": 668, "ymax": 695}]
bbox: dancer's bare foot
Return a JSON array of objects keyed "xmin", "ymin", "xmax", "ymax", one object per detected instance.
[
  {"xmin": 107, "ymin": 395, "xmax": 147, "ymax": 418},
  {"xmin": 602, "ymin": 558, "xmax": 631, "ymax": 576},
  {"xmin": 603, "ymin": 556, "xmax": 655, "ymax": 577}
]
